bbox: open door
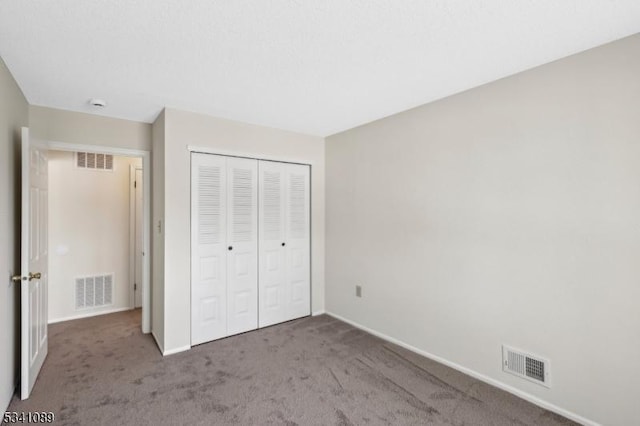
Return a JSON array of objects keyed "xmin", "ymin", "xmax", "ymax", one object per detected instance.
[{"xmin": 19, "ymin": 127, "xmax": 48, "ymax": 399}]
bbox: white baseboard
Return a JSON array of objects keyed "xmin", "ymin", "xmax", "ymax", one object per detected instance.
[
  {"xmin": 162, "ymin": 344, "xmax": 191, "ymax": 356},
  {"xmin": 150, "ymin": 330, "xmax": 189, "ymax": 357},
  {"xmin": 325, "ymin": 311, "xmax": 599, "ymax": 426},
  {"xmin": 151, "ymin": 330, "xmax": 191, "ymax": 356},
  {"xmin": 48, "ymin": 307, "xmax": 132, "ymax": 324},
  {"xmin": 312, "ymin": 310, "xmax": 326, "ymax": 316}
]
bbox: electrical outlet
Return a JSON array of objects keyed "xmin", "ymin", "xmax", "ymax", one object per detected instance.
[{"xmin": 356, "ymin": 285, "xmax": 362, "ymax": 297}]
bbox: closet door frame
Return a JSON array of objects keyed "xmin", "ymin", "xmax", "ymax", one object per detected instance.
[{"xmin": 190, "ymin": 146, "xmax": 313, "ymax": 342}]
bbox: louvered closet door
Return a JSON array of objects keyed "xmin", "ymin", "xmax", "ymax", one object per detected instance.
[
  {"xmin": 226, "ymin": 157, "xmax": 258, "ymax": 335},
  {"xmin": 284, "ymin": 163, "xmax": 311, "ymax": 320},
  {"xmin": 258, "ymin": 161, "xmax": 287, "ymax": 327},
  {"xmin": 191, "ymin": 153, "xmax": 228, "ymax": 345}
]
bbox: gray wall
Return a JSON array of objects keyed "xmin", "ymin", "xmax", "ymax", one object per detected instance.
[
  {"xmin": 29, "ymin": 105, "xmax": 151, "ymax": 151},
  {"xmin": 0, "ymin": 57, "xmax": 29, "ymax": 413},
  {"xmin": 159, "ymin": 108, "xmax": 325, "ymax": 353},
  {"xmin": 325, "ymin": 34, "xmax": 640, "ymax": 425}
]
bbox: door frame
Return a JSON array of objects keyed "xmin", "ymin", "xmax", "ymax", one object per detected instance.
[
  {"xmin": 129, "ymin": 164, "xmax": 144, "ymax": 309},
  {"xmin": 36, "ymin": 140, "xmax": 152, "ymax": 334}
]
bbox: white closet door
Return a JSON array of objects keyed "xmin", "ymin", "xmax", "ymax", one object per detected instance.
[
  {"xmin": 258, "ymin": 161, "xmax": 287, "ymax": 327},
  {"xmin": 284, "ymin": 163, "xmax": 311, "ymax": 320},
  {"xmin": 191, "ymin": 153, "xmax": 227, "ymax": 345},
  {"xmin": 226, "ymin": 157, "xmax": 258, "ymax": 335}
]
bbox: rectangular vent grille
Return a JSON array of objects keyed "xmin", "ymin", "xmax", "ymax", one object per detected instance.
[
  {"xmin": 76, "ymin": 152, "xmax": 114, "ymax": 171},
  {"xmin": 198, "ymin": 165, "xmax": 222, "ymax": 244},
  {"xmin": 503, "ymin": 345, "xmax": 550, "ymax": 387},
  {"xmin": 75, "ymin": 274, "xmax": 114, "ymax": 309},
  {"xmin": 232, "ymin": 168, "xmax": 254, "ymax": 242},
  {"xmin": 263, "ymin": 171, "xmax": 281, "ymax": 241},
  {"xmin": 289, "ymin": 173, "xmax": 306, "ymax": 239}
]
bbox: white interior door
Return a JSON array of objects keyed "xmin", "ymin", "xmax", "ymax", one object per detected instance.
[
  {"xmin": 226, "ymin": 157, "xmax": 258, "ymax": 335},
  {"xmin": 191, "ymin": 153, "xmax": 228, "ymax": 345},
  {"xmin": 134, "ymin": 168, "xmax": 143, "ymax": 308},
  {"xmin": 258, "ymin": 161, "xmax": 287, "ymax": 327},
  {"xmin": 20, "ymin": 127, "xmax": 48, "ymax": 400},
  {"xmin": 284, "ymin": 163, "xmax": 311, "ymax": 321}
]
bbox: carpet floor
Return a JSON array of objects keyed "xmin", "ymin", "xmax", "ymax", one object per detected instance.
[{"xmin": 6, "ymin": 310, "xmax": 576, "ymax": 425}]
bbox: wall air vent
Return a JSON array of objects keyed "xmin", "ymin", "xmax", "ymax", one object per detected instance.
[
  {"xmin": 76, "ymin": 151, "xmax": 114, "ymax": 171},
  {"xmin": 76, "ymin": 274, "xmax": 114, "ymax": 309},
  {"xmin": 502, "ymin": 345, "xmax": 550, "ymax": 387}
]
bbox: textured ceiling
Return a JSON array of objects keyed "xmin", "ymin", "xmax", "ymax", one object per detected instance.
[{"xmin": 1, "ymin": 1, "xmax": 639, "ymax": 136}]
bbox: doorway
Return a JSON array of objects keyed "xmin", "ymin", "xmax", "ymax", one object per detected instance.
[
  {"xmin": 30, "ymin": 139, "xmax": 151, "ymax": 333},
  {"xmin": 47, "ymin": 149, "xmax": 144, "ymax": 323},
  {"xmin": 190, "ymin": 152, "xmax": 311, "ymax": 346},
  {"xmin": 19, "ymin": 132, "xmax": 151, "ymax": 400}
]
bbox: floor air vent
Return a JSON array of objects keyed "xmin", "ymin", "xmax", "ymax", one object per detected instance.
[
  {"xmin": 502, "ymin": 345, "xmax": 550, "ymax": 387},
  {"xmin": 76, "ymin": 274, "xmax": 114, "ymax": 309}
]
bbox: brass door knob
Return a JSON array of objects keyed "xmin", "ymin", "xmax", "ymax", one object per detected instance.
[
  {"xmin": 12, "ymin": 275, "xmax": 23, "ymax": 282},
  {"xmin": 28, "ymin": 272, "xmax": 42, "ymax": 281}
]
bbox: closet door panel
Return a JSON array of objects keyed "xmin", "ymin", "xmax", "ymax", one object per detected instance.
[
  {"xmin": 226, "ymin": 157, "xmax": 259, "ymax": 336},
  {"xmin": 285, "ymin": 164, "xmax": 311, "ymax": 321},
  {"xmin": 191, "ymin": 153, "xmax": 227, "ymax": 345},
  {"xmin": 258, "ymin": 161, "xmax": 287, "ymax": 327}
]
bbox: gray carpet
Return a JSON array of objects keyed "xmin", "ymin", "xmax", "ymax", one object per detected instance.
[{"xmin": 6, "ymin": 310, "xmax": 576, "ymax": 425}]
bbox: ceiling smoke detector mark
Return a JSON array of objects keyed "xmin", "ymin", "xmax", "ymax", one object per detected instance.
[
  {"xmin": 89, "ymin": 98, "xmax": 107, "ymax": 108},
  {"xmin": 502, "ymin": 345, "xmax": 550, "ymax": 388}
]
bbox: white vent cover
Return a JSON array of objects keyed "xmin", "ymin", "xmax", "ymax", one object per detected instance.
[
  {"xmin": 262, "ymin": 170, "xmax": 281, "ymax": 241},
  {"xmin": 288, "ymin": 173, "xmax": 307, "ymax": 239},
  {"xmin": 76, "ymin": 274, "xmax": 114, "ymax": 309},
  {"xmin": 232, "ymin": 167, "xmax": 254, "ymax": 242},
  {"xmin": 198, "ymin": 165, "xmax": 222, "ymax": 244},
  {"xmin": 76, "ymin": 152, "xmax": 114, "ymax": 171},
  {"xmin": 502, "ymin": 345, "xmax": 550, "ymax": 387}
]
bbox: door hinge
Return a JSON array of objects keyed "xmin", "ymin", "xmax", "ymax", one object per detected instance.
[
  {"xmin": 134, "ymin": 181, "xmax": 137, "ymax": 188},
  {"xmin": 134, "ymin": 283, "xmax": 137, "ymax": 290}
]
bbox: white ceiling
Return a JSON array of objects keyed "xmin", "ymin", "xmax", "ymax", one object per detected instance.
[{"xmin": 1, "ymin": 1, "xmax": 639, "ymax": 136}]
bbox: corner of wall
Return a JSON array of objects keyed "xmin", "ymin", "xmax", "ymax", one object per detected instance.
[
  {"xmin": 323, "ymin": 35, "xmax": 640, "ymax": 425},
  {"xmin": 151, "ymin": 110, "xmax": 166, "ymax": 351}
]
